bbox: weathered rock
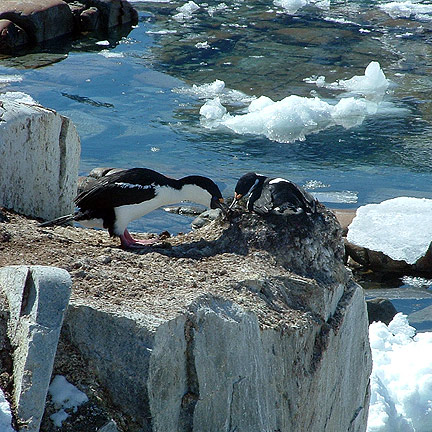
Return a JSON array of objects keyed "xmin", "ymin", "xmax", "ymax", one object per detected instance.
[
  {"xmin": 0, "ymin": 0, "xmax": 138, "ymax": 53},
  {"xmin": 0, "ymin": 92, "xmax": 80, "ymax": 220},
  {"xmin": 0, "ymin": 265, "xmax": 71, "ymax": 432},
  {"xmin": 59, "ymin": 207, "xmax": 372, "ymax": 431},
  {"xmin": 366, "ymin": 298, "xmax": 398, "ymax": 325},
  {"xmin": 0, "ymin": 19, "xmax": 28, "ymax": 53},
  {"xmin": 0, "ymin": 0, "xmax": 75, "ymax": 47},
  {"xmin": 98, "ymin": 419, "xmax": 120, "ymax": 432}
]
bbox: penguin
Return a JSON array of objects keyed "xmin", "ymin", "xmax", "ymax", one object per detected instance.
[
  {"xmin": 229, "ymin": 172, "xmax": 317, "ymax": 216},
  {"xmin": 39, "ymin": 167, "xmax": 225, "ymax": 248}
]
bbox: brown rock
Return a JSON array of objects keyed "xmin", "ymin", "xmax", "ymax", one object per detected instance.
[
  {"xmin": 0, "ymin": 0, "xmax": 75, "ymax": 46},
  {"xmin": 0, "ymin": 19, "xmax": 28, "ymax": 52}
]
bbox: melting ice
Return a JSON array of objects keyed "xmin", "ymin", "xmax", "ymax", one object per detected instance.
[
  {"xmin": 379, "ymin": 0, "xmax": 432, "ymax": 21},
  {"xmin": 274, "ymin": 0, "xmax": 330, "ymax": 14},
  {"xmin": 198, "ymin": 62, "xmax": 401, "ymax": 143},
  {"xmin": 368, "ymin": 313, "xmax": 432, "ymax": 432},
  {"xmin": 347, "ymin": 197, "xmax": 432, "ymax": 265}
]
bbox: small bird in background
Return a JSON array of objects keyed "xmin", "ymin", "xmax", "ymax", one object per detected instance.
[
  {"xmin": 229, "ymin": 172, "xmax": 317, "ymax": 216},
  {"xmin": 40, "ymin": 167, "xmax": 225, "ymax": 249}
]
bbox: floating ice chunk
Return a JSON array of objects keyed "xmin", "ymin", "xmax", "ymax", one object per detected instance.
[
  {"xmin": 274, "ymin": 0, "xmax": 329, "ymax": 14},
  {"xmin": 0, "ymin": 389, "xmax": 15, "ymax": 432},
  {"xmin": 248, "ymin": 96, "xmax": 274, "ymax": 113},
  {"xmin": 0, "ymin": 74, "xmax": 22, "ymax": 84},
  {"xmin": 174, "ymin": 79, "xmax": 254, "ymax": 105},
  {"xmin": 368, "ymin": 314, "xmax": 432, "ymax": 432},
  {"xmin": 347, "ymin": 197, "xmax": 432, "ymax": 265},
  {"xmin": 96, "ymin": 40, "xmax": 110, "ymax": 46},
  {"xmin": 199, "ymin": 97, "xmax": 227, "ymax": 120},
  {"xmin": 98, "ymin": 50, "xmax": 124, "ymax": 58},
  {"xmin": 379, "ymin": 1, "xmax": 432, "ymax": 20},
  {"xmin": 195, "ymin": 41, "xmax": 211, "ymax": 49},
  {"xmin": 173, "ymin": 1, "xmax": 200, "ymax": 20},
  {"xmin": 48, "ymin": 375, "xmax": 88, "ymax": 427},
  {"xmin": 203, "ymin": 94, "xmax": 373, "ymax": 143},
  {"xmin": 311, "ymin": 190, "xmax": 358, "ymax": 204}
]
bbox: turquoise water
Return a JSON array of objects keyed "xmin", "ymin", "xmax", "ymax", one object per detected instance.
[{"xmin": 1, "ymin": 0, "xmax": 432, "ymax": 236}]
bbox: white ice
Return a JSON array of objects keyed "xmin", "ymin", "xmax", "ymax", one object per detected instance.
[
  {"xmin": 274, "ymin": 0, "xmax": 330, "ymax": 14},
  {"xmin": 347, "ymin": 197, "xmax": 432, "ymax": 265},
  {"xmin": 0, "ymin": 388, "xmax": 15, "ymax": 432},
  {"xmin": 174, "ymin": 79, "xmax": 254, "ymax": 105},
  {"xmin": 198, "ymin": 62, "xmax": 402, "ymax": 143},
  {"xmin": 173, "ymin": 1, "xmax": 200, "ymax": 21},
  {"xmin": 48, "ymin": 375, "xmax": 88, "ymax": 427},
  {"xmin": 368, "ymin": 313, "xmax": 432, "ymax": 432},
  {"xmin": 379, "ymin": 1, "xmax": 432, "ymax": 21}
]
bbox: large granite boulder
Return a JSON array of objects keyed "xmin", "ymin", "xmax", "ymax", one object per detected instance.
[
  {"xmin": 53, "ymin": 205, "xmax": 372, "ymax": 431},
  {"xmin": 0, "ymin": 92, "xmax": 80, "ymax": 220},
  {"xmin": 0, "ymin": 0, "xmax": 138, "ymax": 53}
]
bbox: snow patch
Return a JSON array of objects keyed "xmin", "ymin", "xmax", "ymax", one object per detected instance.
[
  {"xmin": 347, "ymin": 197, "xmax": 432, "ymax": 265},
  {"xmin": 368, "ymin": 313, "xmax": 432, "ymax": 432},
  {"xmin": 48, "ymin": 375, "xmax": 88, "ymax": 427},
  {"xmin": 0, "ymin": 388, "xmax": 15, "ymax": 432}
]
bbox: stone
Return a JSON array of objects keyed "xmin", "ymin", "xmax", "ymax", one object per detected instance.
[
  {"xmin": 59, "ymin": 205, "xmax": 372, "ymax": 431},
  {"xmin": 81, "ymin": 0, "xmax": 138, "ymax": 29},
  {"xmin": 98, "ymin": 419, "xmax": 120, "ymax": 432},
  {"xmin": 0, "ymin": 92, "xmax": 80, "ymax": 220},
  {"xmin": 366, "ymin": 298, "xmax": 397, "ymax": 325},
  {"xmin": 0, "ymin": 19, "xmax": 28, "ymax": 53},
  {"xmin": 0, "ymin": 0, "xmax": 74, "ymax": 46},
  {"xmin": 0, "ymin": 265, "xmax": 71, "ymax": 432},
  {"xmin": 191, "ymin": 208, "xmax": 223, "ymax": 229}
]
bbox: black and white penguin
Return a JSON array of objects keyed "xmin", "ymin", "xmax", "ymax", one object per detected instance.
[
  {"xmin": 40, "ymin": 167, "xmax": 225, "ymax": 248},
  {"xmin": 230, "ymin": 172, "xmax": 317, "ymax": 216}
]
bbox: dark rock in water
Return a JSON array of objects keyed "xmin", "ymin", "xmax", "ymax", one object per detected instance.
[
  {"xmin": 366, "ymin": 298, "xmax": 397, "ymax": 325},
  {"xmin": 0, "ymin": 0, "xmax": 138, "ymax": 54}
]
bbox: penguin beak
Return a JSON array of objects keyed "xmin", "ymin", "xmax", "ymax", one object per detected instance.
[{"xmin": 228, "ymin": 193, "xmax": 242, "ymax": 210}]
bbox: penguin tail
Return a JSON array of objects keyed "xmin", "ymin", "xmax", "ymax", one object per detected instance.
[{"xmin": 39, "ymin": 214, "xmax": 75, "ymax": 227}]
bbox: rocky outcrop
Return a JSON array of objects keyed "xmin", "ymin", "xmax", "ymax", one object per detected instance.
[
  {"xmin": 56, "ymin": 206, "xmax": 372, "ymax": 432},
  {"xmin": 0, "ymin": 0, "xmax": 138, "ymax": 53},
  {"xmin": 0, "ymin": 92, "xmax": 80, "ymax": 220},
  {"xmin": 0, "ymin": 266, "xmax": 71, "ymax": 432}
]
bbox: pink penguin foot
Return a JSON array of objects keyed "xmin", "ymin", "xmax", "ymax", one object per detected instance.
[{"xmin": 120, "ymin": 229, "xmax": 159, "ymax": 249}]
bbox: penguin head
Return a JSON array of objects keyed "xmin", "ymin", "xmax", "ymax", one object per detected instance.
[{"xmin": 233, "ymin": 172, "xmax": 266, "ymax": 201}]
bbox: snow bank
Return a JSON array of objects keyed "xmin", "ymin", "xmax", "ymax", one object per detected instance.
[
  {"xmin": 0, "ymin": 389, "xmax": 15, "ymax": 432},
  {"xmin": 48, "ymin": 375, "xmax": 88, "ymax": 427},
  {"xmin": 347, "ymin": 197, "xmax": 432, "ymax": 265},
  {"xmin": 368, "ymin": 313, "xmax": 432, "ymax": 432},
  {"xmin": 197, "ymin": 62, "xmax": 400, "ymax": 143},
  {"xmin": 379, "ymin": 1, "xmax": 432, "ymax": 21}
]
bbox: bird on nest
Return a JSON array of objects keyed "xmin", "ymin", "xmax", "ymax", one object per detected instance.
[
  {"xmin": 229, "ymin": 172, "xmax": 317, "ymax": 216},
  {"xmin": 40, "ymin": 167, "xmax": 225, "ymax": 249}
]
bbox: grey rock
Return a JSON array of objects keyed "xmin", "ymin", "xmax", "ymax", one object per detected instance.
[
  {"xmin": 0, "ymin": 92, "xmax": 80, "ymax": 220},
  {"xmin": 0, "ymin": 265, "xmax": 71, "ymax": 432},
  {"xmin": 366, "ymin": 298, "xmax": 398, "ymax": 325},
  {"xmin": 191, "ymin": 209, "xmax": 223, "ymax": 229},
  {"xmin": 61, "ymin": 206, "xmax": 372, "ymax": 432},
  {"xmin": 98, "ymin": 419, "xmax": 120, "ymax": 432}
]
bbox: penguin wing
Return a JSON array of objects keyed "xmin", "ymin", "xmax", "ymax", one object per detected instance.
[
  {"xmin": 250, "ymin": 186, "xmax": 274, "ymax": 215},
  {"xmin": 75, "ymin": 168, "xmax": 164, "ymax": 209},
  {"xmin": 269, "ymin": 179, "xmax": 316, "ymax": 213}
]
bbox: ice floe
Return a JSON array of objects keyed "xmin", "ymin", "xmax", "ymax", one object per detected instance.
[
  {"xmin": 197, "ymin": 62, "xmax": 406, "ymax": 143},
  {"xmin": 379, "ymin": 0, "xmax": 432, "ymax": 21},
  {"xmin": 347, "ymin": 197, "xmax": 432, "ymax": 265},
  {"xmin": 368, "ymin": 313, "xmax": 432, "ymax": 432},
  {"xmin": 274, "ymin": 0, "xmax": 330, "ymax": 14},
  {"xmin": 173, "ymin": 1, "xmax": 200, "ymax": 21}
]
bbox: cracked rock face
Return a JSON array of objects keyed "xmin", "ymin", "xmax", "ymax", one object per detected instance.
[{"xmin": 55, "ymin": 205, "xmax": 372, "ymax": 432}]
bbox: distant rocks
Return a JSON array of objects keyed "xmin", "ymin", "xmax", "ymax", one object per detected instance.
[{"xmin": 0, "ymin": 0, "xmax": 138, "ymax": 54}]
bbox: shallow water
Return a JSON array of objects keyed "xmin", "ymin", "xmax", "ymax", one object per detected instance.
[{"xmin": 1, "ymin": 0, "xmax": 432, "ymax": 239}]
